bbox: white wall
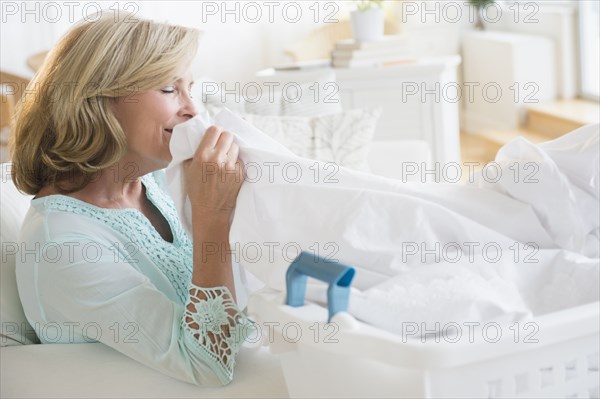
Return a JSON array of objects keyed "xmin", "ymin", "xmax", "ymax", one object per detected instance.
[
  {"xmin": 487, "ymin": 1, "xmax": 579, "ymax": 99},
  {"xmin": 391, "ymin": 0, "xmax": 580, "ymax": 99},
  {"xmin": 0, "ymin": 1, "xmax": 359, "ymax": 84},
  {"xmin": 1, "ymin": 1, "xmax": 582, "ymax": 93}
]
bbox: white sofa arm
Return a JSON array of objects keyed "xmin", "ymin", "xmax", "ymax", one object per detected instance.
[
  {"xmin": 367, "ymin": 140, "xmax": 432, "ymax": 181},
  {"xmin": 1, "ymin": 344, "xmax": 287, "ymax": 398}
]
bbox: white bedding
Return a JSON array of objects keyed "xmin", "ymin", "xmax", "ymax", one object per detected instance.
[{"xmin": 167, "ymin": 111, "xmax": 599, "ymax": 335}]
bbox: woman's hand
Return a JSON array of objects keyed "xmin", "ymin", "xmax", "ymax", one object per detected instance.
[{"xmin": 184, "ymin": 125, "xmax": 244, "ymax": 219}]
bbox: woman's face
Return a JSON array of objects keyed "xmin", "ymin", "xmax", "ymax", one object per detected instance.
[{"xmin": 112, "ymin": 67, "xmax": 197, "ymax": 171}]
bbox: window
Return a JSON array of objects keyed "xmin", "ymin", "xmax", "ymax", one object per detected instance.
[{"xmin": 579, "ymin": 1, "xmax": 600, "ymax": 100}]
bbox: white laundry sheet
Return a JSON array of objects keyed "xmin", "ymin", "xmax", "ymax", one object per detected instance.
[{"xmin": 166, "ymin": 109, "xmax": 599, "ymax": 337}]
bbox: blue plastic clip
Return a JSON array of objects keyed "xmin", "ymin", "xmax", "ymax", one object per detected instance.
[{"xmin": 285, "ymin": 251, "xmax": 355, "ymax": 322}]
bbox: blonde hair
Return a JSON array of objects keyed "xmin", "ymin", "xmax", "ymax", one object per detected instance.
[{"xmin": 10, "ymin": 11, "xmax": 200, "ymax": 194}]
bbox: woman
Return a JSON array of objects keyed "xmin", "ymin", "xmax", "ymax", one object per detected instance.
[{"xmin": 10, "ymin": 12, "xmax": 249, "ymax": 386}]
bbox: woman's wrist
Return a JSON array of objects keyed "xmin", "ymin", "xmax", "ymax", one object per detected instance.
[{"xmin": 191, "ymin": 206, "xmax": 231, "ymax": 227}]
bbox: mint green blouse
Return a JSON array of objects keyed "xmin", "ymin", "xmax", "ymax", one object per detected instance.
[{"xmin": 15, "ymin": 171, "xmax": 251, "ymax": 386}]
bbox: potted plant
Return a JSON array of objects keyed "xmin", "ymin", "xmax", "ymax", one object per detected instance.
[
  {"xmin": 350, "ymin": 0, "xmax": 385, "ymax": 41},
  {"xmin": 468, "ymin": 0, "xmax": 495, "ymax": 30}
]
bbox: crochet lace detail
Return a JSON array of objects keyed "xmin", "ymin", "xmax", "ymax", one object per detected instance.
[
  {"xmin": 183, "ymin": 284, "xmax": 255, "ymax": 382},
  {"xmin": 40, "ymin": 174, "xmax": 194, "ymax": 304}
]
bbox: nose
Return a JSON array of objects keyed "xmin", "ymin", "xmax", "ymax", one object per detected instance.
[{"xmin": 178, "ymin": 92, "xmax": 197, "ymax": 120}]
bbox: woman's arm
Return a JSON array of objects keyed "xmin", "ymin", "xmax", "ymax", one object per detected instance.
[
  {"xmin": 179, "ymin": 124, "xmax": 250, "ymax": 382},
  {"xmin": 184, "ymin": 124, "xmax": 244, "ymax": 296},
  {"xmin": 190, "ymin": 212, "xmax": 236, "ymax": 298},
  {"xmin": 17, "ymin": 232, "xmax": 247, "ymax": 386}
]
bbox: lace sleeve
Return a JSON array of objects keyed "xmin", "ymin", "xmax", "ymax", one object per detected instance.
[{"xmin": 181, "ymin": 283, "xmax": 255, "ymax": 384}]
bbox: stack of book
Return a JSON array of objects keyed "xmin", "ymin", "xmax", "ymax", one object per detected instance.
[{"xmin": 331, "ymin": 35, "xmax": 415, "ymax": 68}]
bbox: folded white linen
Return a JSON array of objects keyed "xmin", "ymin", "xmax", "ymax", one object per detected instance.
[
  {"xmin": 166, "ymin": 109, "xmax": 296, "ymax": 236},
  {"xmin": 165, "ymin": 109, "xmax": 294, "ymax": 308},
  {"xmin": 166, "ymin": 110, "xmax": 599, "ymax": 336}
]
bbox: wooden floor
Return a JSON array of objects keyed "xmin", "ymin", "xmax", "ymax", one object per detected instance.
[
  {"xmin": 459, "ymin": 128, "xmax": 553, "ymax": 168},
  {"xmin": 460, "ymin": 131, "xmax": 497, "ymax": 168},
  {"xmin": 527, "ymin": 99, "xmax": 599, "ymax": 126}
]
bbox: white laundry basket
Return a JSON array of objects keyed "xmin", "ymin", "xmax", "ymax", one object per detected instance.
[{"xmin": 246, "ymin": 254, "xmax": 600, "ymax": 399}]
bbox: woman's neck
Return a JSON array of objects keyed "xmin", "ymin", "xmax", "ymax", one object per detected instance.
[{"xmin": 35, "ymin": 155, "xmax": 155, "ymax": 209}]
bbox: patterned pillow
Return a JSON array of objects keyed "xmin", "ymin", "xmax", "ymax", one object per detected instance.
[
  {"xmin": 241, "ymin": 108, "xmax": 382, "ymax": 171},
  {"xmin": 240, "ymin": 114, "xmax": 314, "ymax": 159}
]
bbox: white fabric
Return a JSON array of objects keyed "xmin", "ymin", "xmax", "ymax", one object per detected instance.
[
  {"xmin": 167, "ymin": 112, "xmax": 599, "ymax": 335},
  {"xmin": 166, "ymin": 109, "xmax": 296, "ymax": 237},
  {"xmin": 367, "ymin": 140, "xmax": 432, "ymax": 180}
]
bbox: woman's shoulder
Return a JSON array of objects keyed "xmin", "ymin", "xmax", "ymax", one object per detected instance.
[
  {"xmin": 24, "ymin": 172, "xmax": 184, "ymax": 243},
  {"xmin": 21, "ymin": 191, "xmax": 149, "ymax": 252},
  {"xmin": 20, "ymin": 196, "xmax": 117, "ymax": 243}
]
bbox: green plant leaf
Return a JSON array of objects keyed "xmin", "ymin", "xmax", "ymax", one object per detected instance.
[
  {"xmin": 356, "ymin": 0, "xmax": 384, "ymax": 12},
  {"xmin": 468, "ymin": 0, "xmax": 495, "ymax": 9}
]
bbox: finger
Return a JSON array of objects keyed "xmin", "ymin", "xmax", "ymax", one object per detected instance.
[
  {"xmin": 235, "ymin": 158, "xmax": 245, "ymax": 180},
  {"xmin": 197, "ymin": 125, "xmax": 223, "ymax": 153},
  {"xmin": 226, "ymin": 142, "xmax": 240, "ymax": 169},
  {"xmin": 214, "ymin": 130, "xmax": 235, "ymax": 155}
]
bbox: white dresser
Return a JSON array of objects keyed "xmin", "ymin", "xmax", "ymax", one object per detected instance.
[{"xmin": 256, "ymin": 56, "xmax": 462, "ymax": 164}]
